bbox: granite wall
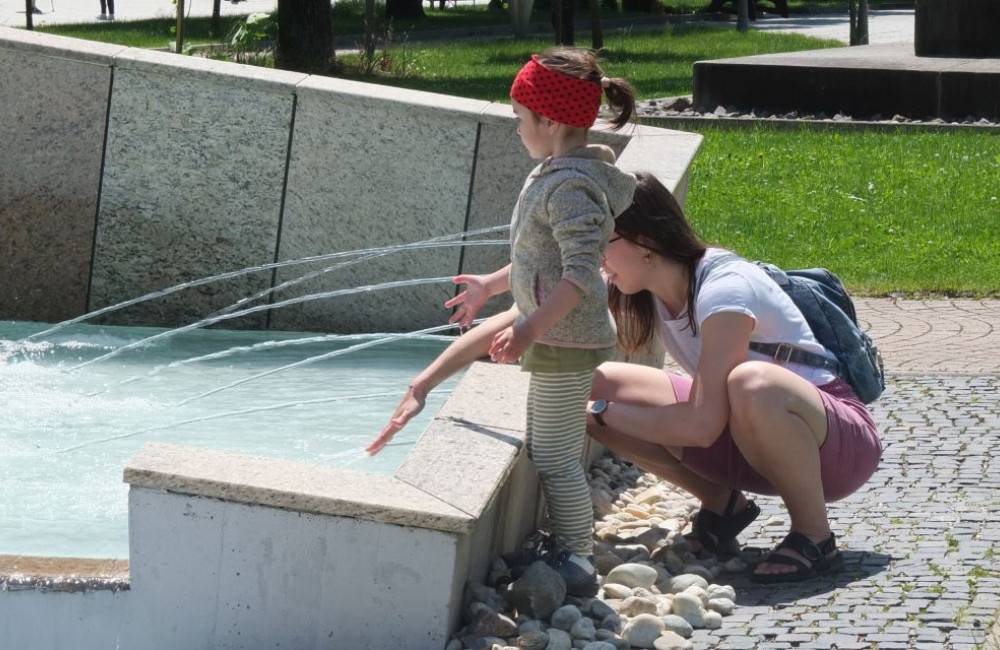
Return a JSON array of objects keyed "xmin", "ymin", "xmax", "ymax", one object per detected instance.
[
  {"xmin": 0, "ymin": 26, "xmax": 700, "ymax": 334},
  {"xmin": 0, "ymin": 32, "xmax": 122, "ymax": 323}
]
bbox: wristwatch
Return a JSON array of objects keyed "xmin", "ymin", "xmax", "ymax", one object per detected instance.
[{"xmin": 590, "ymin": 399, "xmax": 610, "ymax": 426}]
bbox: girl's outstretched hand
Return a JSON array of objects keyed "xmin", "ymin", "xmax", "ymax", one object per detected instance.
[
  {"xmin": 366, "ymin": 386, "xmax": 426, "ymax": 455},
  {"xmin": 489, "ymin": 324, "xmax": 531, "ymax": 364},
  {"xmin": 446, "ymin": 274, "xmax": 489, "ymax": 328}
]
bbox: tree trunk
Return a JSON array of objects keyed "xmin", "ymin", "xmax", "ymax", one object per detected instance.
[
  {"xmin": 589, "ymin": 0, "xmax": 603, "ymax": 49},
  {"xmin": 276, "ymin": 0, "xmax": 334, "ymax": 73},
  {"xmin": 857, "ymin": 0, "xmax": 870, "ymax": 44},
  {"xmin": 211, "ymin": 0, "xmax": 222, "ymax": 36},
  {"xmin": 24, "ymin": 0, "xmax": 33, "ymax": 29},
  {"xmin": 364, "ymin": 0, "xmax": 377, "ymax": 60},
  {"xmin": 552, "ymin": 0, "xmax": 576, "ymax": 45},
  {"xmin": 736, "ymin": 0, "xmax": 749, "ymax": 31},
  {"xmin": 849, "ymin": 0, "xmax": 858, "ymax": 44},
  {"xmin": 386, "ymin": 0, "xmax": 425, "ymax": 20}
]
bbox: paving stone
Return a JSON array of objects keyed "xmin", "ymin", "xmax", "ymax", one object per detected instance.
[{"xmin": 685, "ymin": 373, "xmax": 1000, "ymax": 649}]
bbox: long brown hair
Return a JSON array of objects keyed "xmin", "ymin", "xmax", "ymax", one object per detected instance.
[
  {"xmin": 609, "ymin": 172, "xmax": 708, "ymax": 352},
  {"xmin": 538, "ymin": 47, "xmax": 636, "ymax": 130}
]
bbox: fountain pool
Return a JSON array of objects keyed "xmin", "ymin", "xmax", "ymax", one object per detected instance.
[{"xmin": 0, "ymin": 320, "xmax": 459, "ymax": 559}]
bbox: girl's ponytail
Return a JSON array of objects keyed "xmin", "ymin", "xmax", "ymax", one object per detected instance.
[
  {"xmin": 603, "ymin": 77, "xmax": 636, "ymax": 130},
  {"xmin": 537, "ymin": 47, "xmax": 637, "ymax": 131}
]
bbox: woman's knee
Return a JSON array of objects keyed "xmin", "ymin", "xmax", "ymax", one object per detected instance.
[{"xmin": 727, "ymin": 361, "xmax": 783, "ymax": 420}]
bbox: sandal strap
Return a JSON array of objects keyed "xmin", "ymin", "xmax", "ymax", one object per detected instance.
[
  {"xmin": 774, "ymin": 531, "xmax": 837, "ymax": 565},
  {"xmin": 688, "ymin": 493, "xmax": 761, "ymax": 552},
  {"xmin": 758, "ymin": 551, "xmax": 814, "ymax": 572}
]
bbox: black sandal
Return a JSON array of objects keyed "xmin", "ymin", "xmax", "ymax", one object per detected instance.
[
  {"xmin": 751, "ymin": 531, "xmax": 842, "ymax": 583},
  {"xmin": 685, "ymin": 490, "xmax": 761, "ymax": 557}
]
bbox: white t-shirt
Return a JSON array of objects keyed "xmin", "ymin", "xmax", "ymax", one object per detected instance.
[{"xmin": 655, "ymin": 248, "xmax": 838, "ymax": 386}]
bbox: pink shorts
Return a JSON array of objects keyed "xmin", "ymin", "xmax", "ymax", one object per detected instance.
[{"xmin": 673, "ymin": 374, "xmax": 882, "ymax": 502}]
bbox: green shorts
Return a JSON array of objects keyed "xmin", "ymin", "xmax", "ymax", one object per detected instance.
[{"xmin": 520, "ymin": 342, "xmax": 616, "ymax": 374}]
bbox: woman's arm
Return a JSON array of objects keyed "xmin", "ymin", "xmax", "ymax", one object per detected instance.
[
  {"xmin": 593, "ymin": 312, "xmax": 754, "ymax": 448},
  {"xmin": 367, "ymin": 305, "xmax": 519, "ymax": 455}
]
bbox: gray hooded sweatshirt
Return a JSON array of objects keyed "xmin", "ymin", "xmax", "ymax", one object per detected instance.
[{"xmin": 509, "ymin": 144, "xmax": 637, "ymax": 349}]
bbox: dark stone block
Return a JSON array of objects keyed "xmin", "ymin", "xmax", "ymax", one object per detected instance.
[
  {"xmin": 915, "ymin": 0, "xmax": 1000, "ymax": 58},
  {"xmin": 692, "ymin": 44, "xmax": 1000, "ymax": 121}
]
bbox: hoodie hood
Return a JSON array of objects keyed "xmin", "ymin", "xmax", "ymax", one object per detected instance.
[{"xmin": 534, "ymin": 143, "xmax": 636, "ymax": 217}]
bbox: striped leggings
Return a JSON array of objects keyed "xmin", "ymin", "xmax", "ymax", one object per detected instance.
[{"xmin": 526, "ymin": 369, "xmax": 595, "ymax": 556}]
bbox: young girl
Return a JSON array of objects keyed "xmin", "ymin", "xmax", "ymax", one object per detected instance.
[{"xmin": 368, "ymin": 48, "xmax": 637, "ymax": 597}]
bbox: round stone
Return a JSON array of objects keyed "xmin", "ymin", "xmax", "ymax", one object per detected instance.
[
  {"xmin": 545, "ymin": 628, "xmax": 572, "ymax": 650},
  {"xmin": 670, "ymin": 593, "xmax": 706, "ymax": 627},
  {"xmin": 517, "ymin": 630, "xmax": 549, "ymax": 650},
  {"xmin": 660, "ymin": 614, "xmax": 693, "ymax": 638},
  {"xmin": 707, "ymin": 584, "xmax": 736, "ymax": 601},
  {"xmin": 622, "ymin": 613, "xmax": 666, "ymax": 649},
  {"xmin": 653, "ymin": 630, "xmax": 694, "ymax": 650},
  {"xmin": 618, "ymin": 595, "xmax": 659, "ymax": 617},
  {"xmin": 681, "ymin": 585, "xmax": 709, "ymax": 606},
  {"xmin": 605, "ymin": 563, "xmax": 659, "ymax": 589},
  {"xmin": 589, "ymin": 599, "xmax": 616, "ymax": 620},
  {"xmin": 570, "ymin": 616, "xmax": 597, "ymax": 640},
  {"xmin": 551, "ymin": 604, "xmax": 583, "ymax": 631},
  {"xmin": 668, "ymin": 574, "xmax": 709, "ymax": 594},
  {"xmin": 702, "ymin": 611, "xmax": 723, "ymax": 629},
  {"xmin": 602, "ymin": 583, "xmax": 634, "ymax": 600},
  {"xmin": 519, "ymin": 619, "xmax": 546, "ymax": 634},
  {"xmin": 707, "ymin": 597, "xmax": 735, "ymax": 616}
]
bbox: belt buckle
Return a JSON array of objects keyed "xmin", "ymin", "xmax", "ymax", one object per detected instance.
[{"xmin": 773, "ymin": 343, "xmax": 795, "ymax": 364}]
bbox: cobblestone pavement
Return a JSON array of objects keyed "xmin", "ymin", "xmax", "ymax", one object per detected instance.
[
  {"xmin": 858, "ymin": 299, "xmax": 999, "ymax": 375},
  {"xmin": 687, "ymin": 300, "xmax": 1000, "ymax": 649}
]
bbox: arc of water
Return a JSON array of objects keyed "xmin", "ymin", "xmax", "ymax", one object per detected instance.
[
  {"xmin": 209, "ymin": 228, "xmax": 509, "ymax": 319},
  {"xmin": 85, "ymin": 330, "xmax": 458, "ymax": 398},
  {"xmin": 68, "ymin": 276, "xmax": 455, "ymax": 372},
  {"xmin": 55, "ymin": 389, "xmax": 449, "ymax": 454},
  {"xmin": 23, "ymin": 224, "xmax": 509, "ymax": 342},
  {"xmin": 173, "ymin": 319, "xmax": 483, "ymax": 407}
]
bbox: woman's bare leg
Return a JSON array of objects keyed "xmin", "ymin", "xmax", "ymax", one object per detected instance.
[{"xmin": 725, "ymin": 361, "xmax": 833, "ymax": 575}]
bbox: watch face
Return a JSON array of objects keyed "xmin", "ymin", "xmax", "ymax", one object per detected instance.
[{"xmin": 591, "ymin": 399, "xmax": 608, "ymax": 415}]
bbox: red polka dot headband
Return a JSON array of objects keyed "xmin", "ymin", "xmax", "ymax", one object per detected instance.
[{"xmin": 510, "ymin": 55, "xmax": 604, "ymax": 129}]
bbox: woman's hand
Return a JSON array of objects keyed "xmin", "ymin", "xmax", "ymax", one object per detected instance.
[
  {"xmin": 489, "ymin": 323, "xmax": 532, "ymax": 364},
  {"xmin": 445, "ymin": 274, "xmax": 490, "ymax": 329},
  {"xmin": 366, "ymin": 385, "xmax": 426, "ymax": 455}
]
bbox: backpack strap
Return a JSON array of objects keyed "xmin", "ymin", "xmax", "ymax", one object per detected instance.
[
  {"xmin": 694, "ymin": 252, "xmax": 843, "ymax": 376},
  {"xmin": 747, "ymin": 342, "xmax": 842, "ymax": 375}
]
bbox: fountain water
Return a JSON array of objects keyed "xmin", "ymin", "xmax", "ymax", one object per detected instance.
[{"xmin": 0, "ymin": 24, "xmax": 703, "ymax": 650}]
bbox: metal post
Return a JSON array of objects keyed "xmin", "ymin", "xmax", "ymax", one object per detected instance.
[
  {"xmin": 25, "ymin": 0, "xmax": 34, "ymax": 30},
  {"xmin": 176, "ymin": 0, "xmax": 186, "ymax": 54}
]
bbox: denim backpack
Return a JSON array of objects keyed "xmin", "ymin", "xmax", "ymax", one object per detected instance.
[{"xmin": 695, "ymin": 253, "xmax": 885, "ymax": 404}]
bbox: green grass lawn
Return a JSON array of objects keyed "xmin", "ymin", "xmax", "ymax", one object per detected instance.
[
  {"xmin": 337, "ymin": 25, "xmax": 840, "ymax": 100},
  {"xmin": 35, "ymin": 6, "xmax": 513, "ymax": 49},
  {"xmin": 683, "ymin": 125, "xmax": 1000, "ymax": 296},
  {"xmin": 37, "ymin": 15, "xmax": 244, "ymax": 49}
]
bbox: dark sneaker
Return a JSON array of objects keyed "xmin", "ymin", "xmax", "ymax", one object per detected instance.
[
  {"xmin": 500, "ymin": 530, "xmax": 554, "ymax": 578},
  {"xmin": 547, "ymin": 550, "xmax": 599, "ymax": 597}
]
